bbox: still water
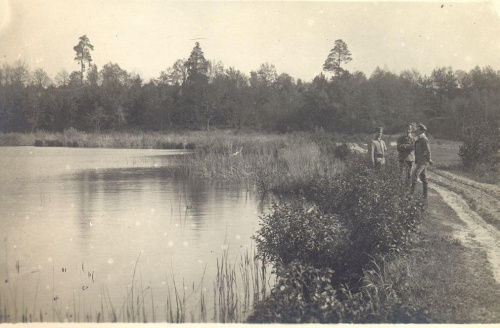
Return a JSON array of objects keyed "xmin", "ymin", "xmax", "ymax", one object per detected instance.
[{"xmin": 0, "ymin": 147, "xmax": 272, "ymax": 322}]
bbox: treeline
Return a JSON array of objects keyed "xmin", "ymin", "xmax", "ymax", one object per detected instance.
[{"xmin": 1, "ymin": 39, "xmax": 500, "ymax": 138}]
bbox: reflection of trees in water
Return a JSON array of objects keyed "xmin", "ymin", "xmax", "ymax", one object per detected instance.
[
  {"xmin": 76, "ymin": 170, "xmax": 95, "ymax": 240},
  {"xmin": 71, "ymin": 166, "xmax": 272, "ymax": 249}
]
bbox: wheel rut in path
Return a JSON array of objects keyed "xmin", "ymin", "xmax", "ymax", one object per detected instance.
[{"xmin": 431, "ymin": 183, "xmax": 500, "ymax": 284}]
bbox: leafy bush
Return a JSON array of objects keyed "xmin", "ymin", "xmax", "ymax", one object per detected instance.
[
  {"xmin": 333, "ymin": 143, "xmax": 351, "ymax": 160},
  {"xmin": 459, "ymin": 120, "xmax": 500, "ymax": 170},
  {"xmin": 310, "ymin": 127, "xmax": 337, "ymax": 155},
  {"xmin": 253, "ymin": 202, "xmax": 347, "ymax": 268},
  {"xmin": 251, "ymin": 154, "xmax": 426, "ymax": 323},
  {"xmin": 247, "ymin": 261, "xmax": 432, "ymax": 324},
  {"xmin": 247, "ymin": 262, "xmax": 358, "ymax": 323},
  {"xmin": 303, "ymin": 155, "xmax": 424, "ymax": 275}
]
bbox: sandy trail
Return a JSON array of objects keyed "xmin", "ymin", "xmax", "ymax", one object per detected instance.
[
  {"xmin": 429, "ymin": 169, "xmax": 500, "ymax": 283},
  {"xmin": 429, "ymin": 170, "xmax": 500, "ymax": 229}
]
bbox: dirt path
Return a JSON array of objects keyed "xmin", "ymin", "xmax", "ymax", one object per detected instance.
[{"xmin": 428, "ymin": 169, "xmax": 500, "ymax": 283}]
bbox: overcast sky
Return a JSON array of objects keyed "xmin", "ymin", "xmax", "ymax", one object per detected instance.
[{"xmin": 1, "ymin": 0, "xmax": 500, "ymax": 82}]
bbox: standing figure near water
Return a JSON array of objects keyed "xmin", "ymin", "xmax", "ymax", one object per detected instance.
[
  {"xmin": 369, "ymin": 127, "xmax": 387, "ymax": 169},
  {"xmin": 410, "ymin": 123, "xmax": 434, "ymax": 199},
  {"xmin": 397, "ymin": 123, "xmax": 416, "ymax": 181}
]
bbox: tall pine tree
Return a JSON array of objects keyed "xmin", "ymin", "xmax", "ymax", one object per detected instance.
[
  {"xmin": 73, "ymin": 35, "xmax": 94, "ymax": 84},
  {"xmin": 185, "ymin": 42, "xmax": 209, "ymax": 84},
  {"xmin": 323, "ymin": 39, "xmax": 352, "ymax": 77}
]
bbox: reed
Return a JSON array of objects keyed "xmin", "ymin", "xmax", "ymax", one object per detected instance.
[
  {"xmin": 0, "ymin": 245, "xmax": 272, "ymax": 323},
  {"xmin": 0, "ymin": 130, "xmax": 198, "ymax": 149},
  {"xmin": 172, "ymin": 132, "xmax": 344, "ymax": 192}
]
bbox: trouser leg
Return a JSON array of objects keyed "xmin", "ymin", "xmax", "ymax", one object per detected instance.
[
  {"xmin": 420, "ymin": 165, "xmax": 428, "ymax": 199},
  {"xmin": 406, "ymin": 161, "xmax": 413, "ymax": 180},
  {"xmin": 411, "ymin": 163, "xmax": 427, "ymax": 195}
]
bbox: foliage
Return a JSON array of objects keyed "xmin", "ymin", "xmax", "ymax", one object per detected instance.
[
  {"xmin": 247, "ymin": 261, "xmax": 432, "ymax": 323},
  {"xmin": 307, "ymin": 156, "xmax": 424, "ymax": 264},
  {"xmin": 333, "ymin": 143, "xmax": 351, "ymax": 160},
  {"xmin": 1, "ymin": 39, "xmax": 499, "ymax": 140},
  {"xmin": 247, "ymin": 262, "xmax": 347, "ymax": 323},
  {"xmin": 73, "ymin": 35, "xmax": 94, "ymax": 84},
  {"xmin": 323, "ymin": 39, "xmax": 353, "ymax": 77},
  {"xmin": 253, "ymin": 203, "xmax": 347, "ymax": 268},
  {"xmin": 458, "ymin": 119, "xmax": 500, "ymax": 171},
  {"xmin": 251, "ymin": 155, "xmax": 426, "ymax": 323}
]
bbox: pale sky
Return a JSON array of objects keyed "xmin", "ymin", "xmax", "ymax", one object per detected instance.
[{"xmin": 1, "ymin": 0, "xmax": 500, "ymax": 82}]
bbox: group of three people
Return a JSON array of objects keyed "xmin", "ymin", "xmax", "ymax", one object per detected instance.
[{"xmin": 369, "ymin": 123, "xmax": 433, "ymax": 199}]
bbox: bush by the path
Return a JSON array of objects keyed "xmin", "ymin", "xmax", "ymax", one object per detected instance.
[
  {"xmin": 250, "ymin": 155, "xmax": 426, "ymax": 323},
  {"xmin": 459, "ymin": 120, "xmax": 500, "ymax": 172}
]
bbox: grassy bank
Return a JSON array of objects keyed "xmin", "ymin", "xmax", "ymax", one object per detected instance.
[
  {"xmin": 358, "ymin": 189, "xmax": 500, "ymax": 323},
  {"xmin": 0, "ymin": 130, "xmax": 197, "ymax": 149},
  {"xmin": 171, "ymin": 131, "xmax": 348, "ymax": 192},
  {"xmin": 248, "ymin": 156, "xmax": 500, "ymax": 323},
  {"xmin": 248, "ymin": 156, "xmax": 429, "ymax": 323}
]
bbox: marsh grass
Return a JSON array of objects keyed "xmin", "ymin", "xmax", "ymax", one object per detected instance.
[
  {"xmin": 0, "ymin": 130, "xmax": 197, "ymax": 149},
  {"xmin": 0, "ymin": 246, "xmax": 272, "ymax": 323},
  {"xmin": 172, "ymin": 132, "xmax": 345, "ymax": 193},
  {"xmin": 0, "ymin": 131, "xmax": 348, "ymax": 192}
]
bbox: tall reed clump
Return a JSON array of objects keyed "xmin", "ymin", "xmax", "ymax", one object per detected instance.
[
  {"xmin": 248, "ymin": 154, "xmax": 427, "ymax": 323},
  {"xmin": 174, "ymin": 131, "xmax": 344, "ymax": 193}
]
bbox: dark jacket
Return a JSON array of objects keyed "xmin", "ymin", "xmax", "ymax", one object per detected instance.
[
  {"xmin": 397, "ymin": 134, "xmax": 415, "ymax": 162},
  {"xmin": 414, "ymin": 134, "xmax": 431, "ymax": 164}
]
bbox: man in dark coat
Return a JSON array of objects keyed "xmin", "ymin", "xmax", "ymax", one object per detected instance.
[
  {"xmin": 410, "ymin": 124, "xmax": 434, "ymax": 199},
  {"xmin": 397, "ymin": 123, "xmax": 415, "ymax": 180}
]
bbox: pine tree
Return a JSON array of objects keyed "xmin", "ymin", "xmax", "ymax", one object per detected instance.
[
  {"xmin": 323, "ymin": 39, "xmax": 352, "ymax": 77},
  {"xmin": 73, "ymin": 35, "xmax": 94, "ymax": 84},
  {"xmin": 185, "ymin": 42, "xmax": 209, "ymax": 83}
]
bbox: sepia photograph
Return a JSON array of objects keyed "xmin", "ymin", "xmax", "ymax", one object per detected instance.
[{"xmin": 1, "ymin": 0, "xmax": 500, "ymax": 324}]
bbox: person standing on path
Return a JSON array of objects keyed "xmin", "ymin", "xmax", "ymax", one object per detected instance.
[
  {"xmin": 370, "ymin": 127, "xmax": 387, "ymax": 169},
  {"xmin": 397, "ymin": 123, "xmax": 416, "ymax": 181},
  {"xmin": 410, "ymin": 123, "xmax": 434, "ymax": 199}
]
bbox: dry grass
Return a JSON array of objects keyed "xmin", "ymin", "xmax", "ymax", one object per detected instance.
[
  {"xmin": 173, "ymin": 132, "xmax": 344, "ymax": 192},
  {"xmin": 0, "ymin": 130, "xmax": 197, "ymax": 149},
  {"xmin": 359, "ymin": 189, "xmax": 500, "ymax": 323}
]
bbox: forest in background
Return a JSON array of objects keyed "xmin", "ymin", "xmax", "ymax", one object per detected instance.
[{"xmin": 1, "ymin": 36, "xmax": 499, "ymax": 139}]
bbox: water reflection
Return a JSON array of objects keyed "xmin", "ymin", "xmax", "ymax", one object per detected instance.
[{"xmin": 0, "ymin": 147, "xmax": 272, "ymax": 322}]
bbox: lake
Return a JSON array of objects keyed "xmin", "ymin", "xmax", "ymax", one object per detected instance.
[{"xmin": 0, "ymin": 146, "xmax": 272, "ymax": 323}]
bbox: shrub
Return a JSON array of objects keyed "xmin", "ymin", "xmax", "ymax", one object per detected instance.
[
  {"xmin": 310, "ymin": 128, "xmax": 337, "ymax": 155},
  {"xmin": 247, "ymin": 262, "xmax": 386, "ymax": 323},
  {"xmin": 306, "ymin": 155, "xmax": 424, "ymax": 260},
  {"xmin": 333, "ymin": 143, "xmax": 351, "ymax": 160},
  {"xmin": 247, "ymin": 262, "xmax": 344, "ymax": 323},
  {"xmin": 253, "ymin": 202, "xmax": 347, "ymax": 269},
  {"xmin": 459, "ymin": 120, "xmax": 500, "ymax": 170},
  {"xmin": 247, "ymin": 260, "xmax": 433, "ymax": 324},
  {"xmin": 251, "ymin": 154, "xmax": 426, "ymax": 322}
]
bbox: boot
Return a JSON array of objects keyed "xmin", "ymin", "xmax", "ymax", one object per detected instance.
[
  {"xmin": 410, "ymin": 182, "xmax": 416, "ymax": 195},
  {"xmin": 423, "ymin": 183, "xmax": 428, "ymax": 199}
]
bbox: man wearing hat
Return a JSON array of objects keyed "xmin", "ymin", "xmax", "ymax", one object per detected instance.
[
  {"xmin": 397, "ymin": 123, "xmax": 416, "ymax": 181},
  {"xmin": 410, "ymin": 123, "xmax": 434, "ymax": 199},
  {"xmin": 370, "ymin": 127, "xmax": 387, "ymax": 169}
]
